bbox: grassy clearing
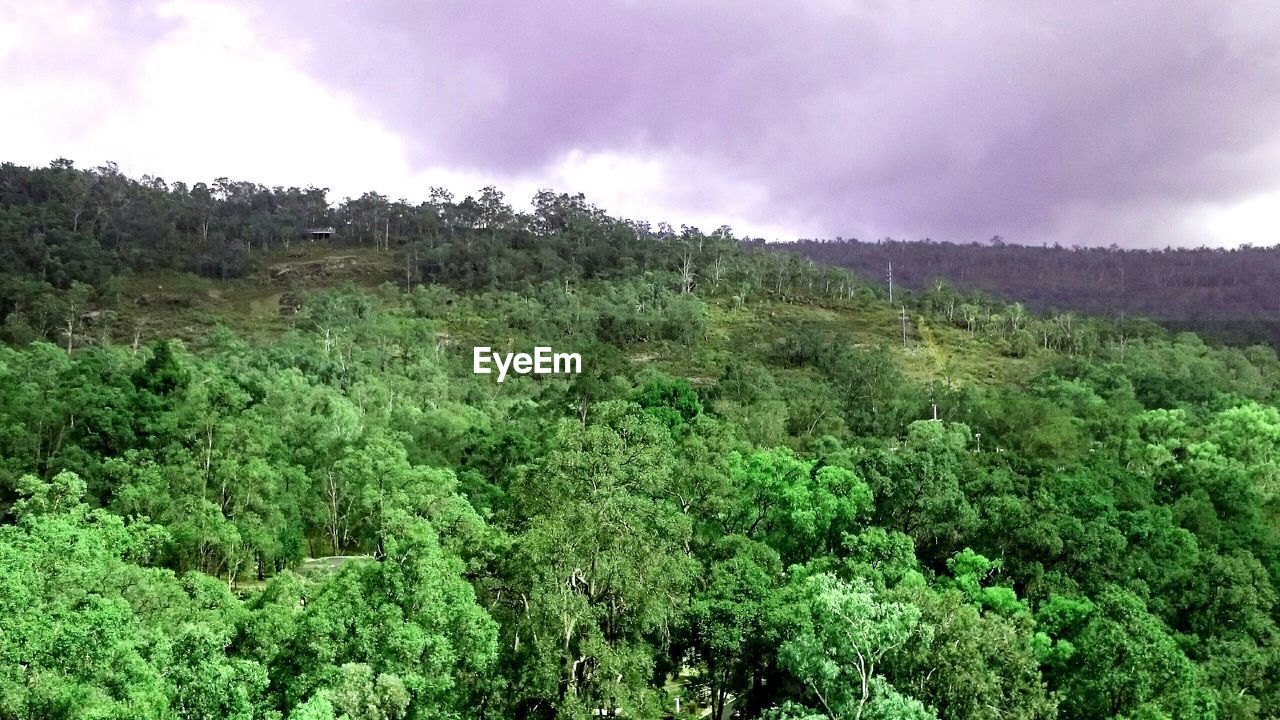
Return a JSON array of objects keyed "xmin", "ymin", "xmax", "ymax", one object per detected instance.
[{"xmin": 114, "ymin": 245, "xmax": 401, "ymax": 345}]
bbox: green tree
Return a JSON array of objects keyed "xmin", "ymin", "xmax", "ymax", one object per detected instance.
[
  {"xmin": 1041, "ymin": 588, "xmax": 1217, "ymax": 720},
  {"xmin": 779, "ymin": 573, "xmax": 936, "ymax": 720},
  {"xmin": 502, "ymin": 401, "xmax": 696, "ymax": 718},
  {"xmin": 688, "ymin": 536, "xmax": 785, "ymax": 720}
]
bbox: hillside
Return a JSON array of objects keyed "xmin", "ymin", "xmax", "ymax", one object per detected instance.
[
  {"xmin": 774, "ymin": 238, "xmax": 1280, "ymax": 346},
  {"xmin": 1, "ymin": 161, "xmax": 1278, "ymax": 720}
]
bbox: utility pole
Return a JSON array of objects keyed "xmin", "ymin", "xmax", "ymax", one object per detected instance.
[
  {"xmin": 405, "ymin": 246, "xmax": 414, "ymax": 292},
  {"xmin": 900, "ymin": 305, "xmax": 909, "ymax": 347},
  {"xmin": 887, "ymin": 261, "xmax": 894, "ymax": 303}
]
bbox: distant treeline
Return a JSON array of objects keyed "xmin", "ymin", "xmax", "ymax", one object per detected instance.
[
  {"xmin": 0, "ymin": 159, "xmax": 1244, "ymax": 361},
  {"xmin": 0, "ymin": 158, "xmax": 735, "ymax": 289},
  {"xmin": 0, "ymin": 159, "xmax": 752, "ymax": 340},
  {"xmin": 773, "ymin": 238, "xmax": 1280, "ymax": 345}
]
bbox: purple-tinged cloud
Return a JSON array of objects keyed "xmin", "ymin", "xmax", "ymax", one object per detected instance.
[
  {"xmin": 246, "ymin": 1, "xmax": 1280, "ymax": 245},
  {"xmin": 1, "ymin": 2, "xmax": 180, "ymax": 141},
  {"xmin": 7, "ymin": 1, "xmax": 1280, "ymax": 246}
]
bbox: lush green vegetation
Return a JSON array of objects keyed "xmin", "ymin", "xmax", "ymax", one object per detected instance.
[{"xmin": 1, "ymin": 161, "xmax": 1277, "ymax": 719}]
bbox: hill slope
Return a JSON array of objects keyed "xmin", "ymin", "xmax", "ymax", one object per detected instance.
[{"xmin": 774, "ymin": 237, "xmax": 1280, "ymax": 346}]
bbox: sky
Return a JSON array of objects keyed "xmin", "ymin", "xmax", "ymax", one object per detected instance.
[{"xmin": 2, "ymin": 1, "xmax": 1278, "ymax": 247}]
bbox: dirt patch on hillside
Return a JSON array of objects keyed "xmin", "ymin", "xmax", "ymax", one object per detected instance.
[{"xmin": 266, "ymin": 255, "xmax": 370, "ymax": 281}]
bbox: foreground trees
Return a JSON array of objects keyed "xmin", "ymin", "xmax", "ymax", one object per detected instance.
[
  {"xmin": 778, "ymin": 573, "xmax": 935, "ymax": 720},
  {"xmin": 496, "ymin": 403, "xmax": 696, "ymax": 717},
  {"xmin": 0, "ymin": 471, "xmax": 496, "ymax": 719},
  {"xmin": 2, "ymin": 273, "xmax": 1277, "ymax": 718}
]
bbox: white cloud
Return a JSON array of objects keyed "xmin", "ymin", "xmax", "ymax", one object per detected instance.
[
  {"xmin": 5, "ymin": 0, "xmax": 1272, "ymax": 247},
  {"xmin": 1196, "ymin": 191, "xmax": 1280, "ymax": 248},
  {"xmin": 24, "ymin": 1, "xmax": 414, "ymax": 197},
  {"xmin": 0, "ymin": 0, "xmax": 793, "ymax": 238},
  {"xmin": 536, "ymin": 149, "xmax": 802, "ymax": 239}
]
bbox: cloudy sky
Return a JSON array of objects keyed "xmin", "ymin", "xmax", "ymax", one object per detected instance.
[{"xmin": 2, "ymin": 1, "xmax": 1278, "ymax": 246}]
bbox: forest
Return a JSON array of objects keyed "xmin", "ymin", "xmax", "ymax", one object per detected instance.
[
  {"xmin": 0, "ymin": 160, "xmax": 1277, "ymax": 719},
  {"xmin": 774, "ymin": 238, "xmax": 1280, "ymax": 347}
]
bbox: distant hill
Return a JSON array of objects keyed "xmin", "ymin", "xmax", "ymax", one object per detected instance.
[{"xmin": 772, "ymin": 238, "xmax": 1280, "ymax": 346}]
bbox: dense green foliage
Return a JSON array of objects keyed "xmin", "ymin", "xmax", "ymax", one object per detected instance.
[{"xmin": 1, "ymin": 162, "xmax": 1278, "ymax": 719}]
